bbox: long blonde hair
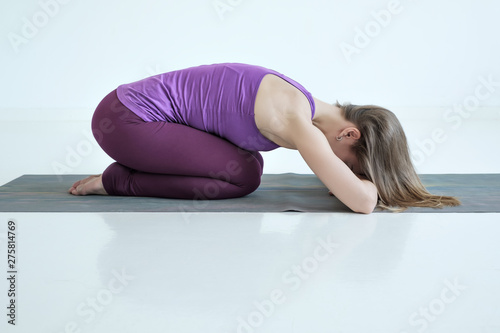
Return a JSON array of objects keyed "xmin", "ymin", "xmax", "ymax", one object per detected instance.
[{"xmin": 337, "ymin": 102, "xmax": 461, "ymax": 212}]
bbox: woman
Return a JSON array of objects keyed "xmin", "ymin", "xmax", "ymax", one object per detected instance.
[{"xmin": 69, "ymin": 63, "xmax": 460, "ymax": 213}]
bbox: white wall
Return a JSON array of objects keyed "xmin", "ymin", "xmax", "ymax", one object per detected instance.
[{"xmin": 1, "ymin": 0, "xmax": 499, "ymax": 185}]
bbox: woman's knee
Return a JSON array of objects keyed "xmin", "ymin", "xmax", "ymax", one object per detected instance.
[
  {"xmin": 227, "ymin": 155, "xmax": 262, "ymax": 197},
  {"xmin": 248, "ymin": 151, "xmax": 264, "ymax": 175},
  {"xmin": 239, "ymin": 173, "xmax": 261, "ymax": 196}
]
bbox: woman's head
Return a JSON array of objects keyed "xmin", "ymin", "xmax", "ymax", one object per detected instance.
[
  {"xmin": 329, "ymin": 125, "xmax": 362, "ymax": 174},
  {"xmin": 336, "ymin": 102, "xmax": 461, "ymax": 211}
]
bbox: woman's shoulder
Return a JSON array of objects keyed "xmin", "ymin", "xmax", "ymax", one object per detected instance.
[{"xmin": 254, "ymin": 74, "xmax": 314, "ymax": 148}]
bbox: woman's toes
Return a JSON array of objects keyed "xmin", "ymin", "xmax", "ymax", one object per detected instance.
[
  {"xmin": 69, "ymin": 175, "xmax": 101, "ymax": 195},
  {"xmin": 69, "ymin": 179, "xmax": 87, "ymax": 195},
  {"xmin": 69, "ymin": 181, "xmax": 81, "ymax": 192},
  {"xmin": 68, "ymin": 184, "xmax": 78, "ymax": 193},
  {"xmin": 69, "ymin": 175, "xmax": 107, "ymax": 196},
  {"xmin": 76, "ymin": 184, "xmax": 86, "ymax": 195}
]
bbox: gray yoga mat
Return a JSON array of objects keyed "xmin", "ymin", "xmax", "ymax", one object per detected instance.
[{"xmin": 0, "ymin": 174, "xmax": 498, "ymax": 213}]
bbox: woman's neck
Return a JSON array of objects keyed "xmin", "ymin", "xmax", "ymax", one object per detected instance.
[{"xmin": 312, "ymin": 97, "xmax": 348, "ymax": 138}]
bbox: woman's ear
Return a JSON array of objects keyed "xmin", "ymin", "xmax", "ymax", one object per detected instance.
[{"xmin": 343, "ymin": 127, "xmax": 361, "ymax": 140}]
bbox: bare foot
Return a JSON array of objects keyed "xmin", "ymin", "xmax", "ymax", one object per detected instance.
[
  {"xmin": 68, "ymin": 174, "xmax": 108, "ymax": 196},
  {"xmin": 69, "ymin": 174, "xmax": 99, "ymax": 192}
]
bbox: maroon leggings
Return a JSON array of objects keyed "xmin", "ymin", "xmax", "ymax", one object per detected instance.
[{"xmin": 91, "ymin": 89, "xmax": 264, "ymax": 199}]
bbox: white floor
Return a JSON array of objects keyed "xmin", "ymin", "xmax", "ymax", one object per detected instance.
[{"xmin": 1, "ymin": 212, "xmax": 499, "ymax": 333}]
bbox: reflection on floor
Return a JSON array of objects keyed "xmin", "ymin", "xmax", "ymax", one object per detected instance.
[{"xmin": 1, "ymin": 213, "xmax": 499, "ymax": 333}]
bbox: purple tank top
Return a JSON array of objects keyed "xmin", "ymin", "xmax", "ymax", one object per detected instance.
[{"xmin": 116, "ymin": 63, "xmax": 316, "ymax": 151}]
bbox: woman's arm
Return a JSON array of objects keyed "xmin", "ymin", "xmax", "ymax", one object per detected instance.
[{"xmin": 288, "ymin": 116, "xmax": 378, "ymax": 214}]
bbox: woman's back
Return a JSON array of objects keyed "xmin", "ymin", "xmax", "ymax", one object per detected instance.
[{"xmin": 116, "ymin": 63, "xmax": 315, "ymax": 151}]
